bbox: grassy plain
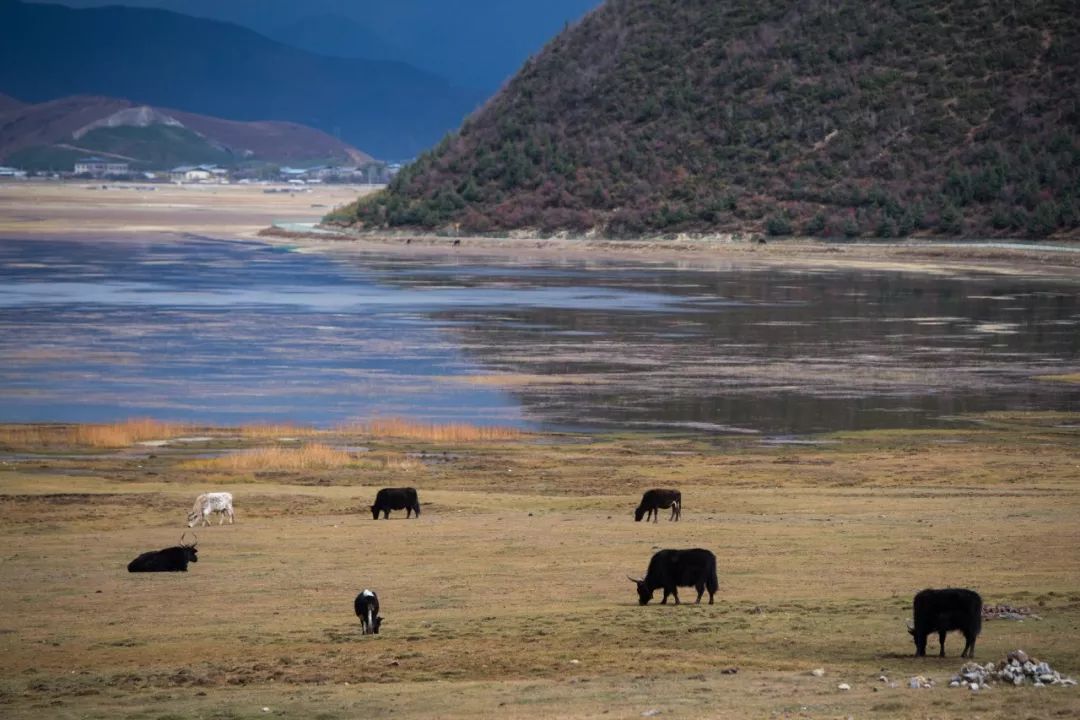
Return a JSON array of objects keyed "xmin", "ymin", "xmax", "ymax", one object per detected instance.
[{"xmin": 0, "ymin": 414, "xmax": 1078, "ymax": 719}]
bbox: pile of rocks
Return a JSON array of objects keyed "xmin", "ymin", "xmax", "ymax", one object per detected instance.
[
  {"xmin": 907, "ymin": 675, "xmax": 934, "ymax": 689},
  {"xmin": 982, "ymin": 604, "xmax": 1041, "ymax": 621},
  {"xmin": 949, "ymin": 650, "xmax": 1077, "ymax": 689}
]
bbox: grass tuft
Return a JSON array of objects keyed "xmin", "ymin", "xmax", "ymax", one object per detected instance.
[
  {"xmin": 351, "ymin": 417, "xmax": 525, "ymax": 442},
  {"xmin": 236, "ymin": 423, "xmax": 325, "ymax": 439},
  {"xmin": 184, "ymin": 443, "xmax": 353, "ymax": 471}
]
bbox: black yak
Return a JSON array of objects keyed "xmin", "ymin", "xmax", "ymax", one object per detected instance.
[
  {"xmin": 371, "ymin": 487, "xmax": 421, "ymax": 519},
  {"xmin": 354, "ymin": 589, "xmax": 382, "ymax": 635},
  {"xmin": 629, "ymin": 548, "xmax": 718, "ymax": 605},
  {"xmin": 909, "ymin": 588, "xmax": 982, "ymax": 658},
  {"xmin": 634, "ymin": 489, "xmax": 682, "ymax": 522},
  {"xmin": 127, "ymin": 534, "xmax": 198, "ymax": 572}
]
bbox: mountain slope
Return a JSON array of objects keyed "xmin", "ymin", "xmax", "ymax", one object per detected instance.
[
  {"xmin": 0, "ymin": 95, "xmax": 370, "ymax": 170},
  {"xmin": 346, "ymin": 0, "xmax": 1080, "ymax": 238},
  {"xmin": 0, "ymin": 0, "xmax": 481, "ymax": 159}
]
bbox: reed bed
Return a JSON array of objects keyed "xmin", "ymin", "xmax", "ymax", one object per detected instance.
[
  {"xmin": 236, "ymin": 423, "xmax": 325, "ymax": 440},
  {"xmin": 183, "ymin": 443, "xmax": 354, "ymax": 472},
  {"xmin": 0, "ymin": 419, "xmax": 192, "ymax": 449},
  {"xmin": 351, "ymin": 417, "xmax": 526, "ymax": 442}
]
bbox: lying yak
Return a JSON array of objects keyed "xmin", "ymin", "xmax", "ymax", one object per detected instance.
[
  {"xmin": 634, "ymin": 488, "xmax": 682, "ymax": 522},
  {"xmin": 354, "ymin": 589, "xmax": 383, "ymax": 635},
  {"xmin": 371, "ymin": 487, "xmax": 421, "ymax": 520},
  {"xmin": 629, "ymin": 548, "xmax": 718, "ymax": 605},
  {"xmin": 127, "ymin": 534, "xmax": 198, "ymax": 572},
  {"xmin": 909, "ymin": 587, "xmax": 982, "ymax": 658}
]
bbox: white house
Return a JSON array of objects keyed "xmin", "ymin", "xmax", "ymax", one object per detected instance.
[{"xmin": 74, "ymin": 157, "xmax": 129, "ymax": 177}]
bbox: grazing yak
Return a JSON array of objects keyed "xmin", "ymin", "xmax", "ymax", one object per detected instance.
[
  {"xmin": 634, "ymin": 488, "xmax": 682, "ymax": 522},
  {"xmin": 909, "ymin": 588, "xmax": 983, "ymax": 658},
  {"xmin": 127, "ymin": 534, "xmax": 198, "ymax": 572},
  {"xmin": 629, "ymin": 548, "xmax": 718, "ymax": 605},
  {"xmin": 187, "ymin": 492, "xmax": 235, "ymax": 527},
  {"xmin": 371, "ymin": 487, "xmax": 421, "ymax": 520},
  {"xmin": 354, "ymin": 589, "xmax": 382, "ymax": 635}
]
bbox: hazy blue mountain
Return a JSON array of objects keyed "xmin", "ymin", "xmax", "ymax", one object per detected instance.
[
  {"xmin": 25, "ymin": 0, "xmax": 602, "ymax": 92},
  {"xmin": 1, "ymin": 0, "xmax": 482, "ymax": 159},
  {"xmin": 267, "ymin": 13, "xmax": 408, "ymax": 65}
]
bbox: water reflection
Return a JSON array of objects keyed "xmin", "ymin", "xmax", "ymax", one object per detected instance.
[{"xmin": 0, "ymin": 237, "xmax": 1077, "ymax": 433}]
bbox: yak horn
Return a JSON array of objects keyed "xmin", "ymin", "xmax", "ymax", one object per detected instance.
[
  {"xmin": 627, "ymin": 575, "xmax": 643, "ymax": 583},
  {"xmin": 180, "ymin": 532, "xmax": 188, "ymax": 545}
]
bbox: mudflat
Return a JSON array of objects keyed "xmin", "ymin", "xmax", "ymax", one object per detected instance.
[{"xmin": 0, "ymin": 414, "xmax": 1078, "ymax": 718}]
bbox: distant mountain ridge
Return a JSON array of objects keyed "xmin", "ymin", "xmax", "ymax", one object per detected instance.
[
  {"xmin": 0, "ymin": 95, "xmax": 371, "ymax": 170},
  {"xmin": 345, "ymin": 0, "xmax": 1080, "ymax": 238},
  {"xmin": 0, "ymin": 0, "xmax": 482, "ymax": 159}
]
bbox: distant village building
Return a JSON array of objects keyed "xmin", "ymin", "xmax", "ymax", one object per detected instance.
[
  {"xmin": 170, "ymin": 164, "xmax": 228, "ymax": 183},
  {"xmin": 74, "ymin": 157, "xmax": 130, "ymax": 177},
  {"xmin": 0, "ymin": 166, "xmax": 27, "ymax": 179}
]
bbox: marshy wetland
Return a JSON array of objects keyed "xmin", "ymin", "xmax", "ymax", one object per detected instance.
[
  {"xmin": 1, "ymin": 184, "xmax": 1078, "ymax": 718},
  {"xmin": 1, "ymin": 231, "xmax": 1078, "ymax": 433}
]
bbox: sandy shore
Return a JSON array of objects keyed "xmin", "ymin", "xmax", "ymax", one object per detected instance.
[
  {"xmin": 2, "ymin": 181, "xmax": 1079, "ymax": 279},
  {"xmin": 268, "ymin": 227, "xmax": 1080, "ymax": 280},
  {"xmin": 0, "ymin": 181, "xmax": 371, "ymax": 239}
]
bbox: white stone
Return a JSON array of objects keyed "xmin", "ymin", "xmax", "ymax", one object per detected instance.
[
  {"xmin": 811, "ymin": 668, "xmax": 826, "ymax": 677},
  {"xmin": 837, "ymin": 683, "xmax": 851, "ymax": 691}
]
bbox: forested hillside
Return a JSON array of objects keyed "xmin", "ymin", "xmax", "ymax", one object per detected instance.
[{"xmin": 343, "ymin": 0, "xmax": 1080, "ymax": 238}]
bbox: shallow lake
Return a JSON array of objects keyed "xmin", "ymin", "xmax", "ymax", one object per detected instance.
[{"xmin": 0, "ymin": 236, "xmax": 1077, "ymax": 434}]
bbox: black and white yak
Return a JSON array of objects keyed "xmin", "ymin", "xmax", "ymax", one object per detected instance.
[
  {"xmin": 354, "ymin": 589, "xmax": 383, "ymax": 635},
  {"xmin": 628, "ymin": 548, "xmax": 718, "ymax": 605},
  {"xmin": 909, "ymin": 588, "xmax": 982, "ymax": 658},
  {"xmin": 634, "ymin": 489, "xmax": 682, "ymax": 522},
  {"xmin": 371, "ymin": 487, "xmax": 421, "ymax": 520},
  {"xmin": 187, "ymin": 491, "xmax": 235, "ymax": 527},
  {"xmin": 127, "ymin": 534, "xmax": 198, "ymax": 572}
]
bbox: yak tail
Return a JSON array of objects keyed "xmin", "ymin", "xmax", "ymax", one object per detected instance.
[{"xmin": 706, "ymin": 565, "xmax": 719, "ymax": 594}]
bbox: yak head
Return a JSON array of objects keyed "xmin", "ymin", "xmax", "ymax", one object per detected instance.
[
  {"xmin": 370, "ymin": 504, "xmax": 380, "ymax": 520},
  {"xmin": 372, "ymin": 616, "xmax": 383, "ymax": 634},
  {"xmin": 186, "ymin": 511, "xmax": 201, "ymax": 528},
  {"xmin": 633, "ymin": 506, "xmax": 646, "ymax": 522},
  {"xmin": 628, "ymin": 576, "xmax": 652, "ymax": 605},
  {"xmin": 180, "ymin": 532, "xmax": 199, "ymax": 563}
]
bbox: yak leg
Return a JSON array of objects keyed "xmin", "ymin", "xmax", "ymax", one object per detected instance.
[
  {"xmin": 652, "ymin": 508, "xmax": 659, "ymax": 523},
  {"xmin": 962, "ymin": 634, "xmax": 976, "ymax": 658},
  {"xmin": 218, "ymin": 511, "xmax": 226, "ymax": 525},
  {"xmin": 695, "ymin": 583, "xmax": 705, "ymax": 603},
  {"xmin": 671, "ymin": 587, "xmax": 680, "ymax": 605},
  {"xmin": 938, "ymin": 630, "xmax": 947, "ymax": 657}
]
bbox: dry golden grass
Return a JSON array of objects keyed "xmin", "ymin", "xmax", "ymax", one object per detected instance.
[
  {"xmin": 183, "ymin": 443, "xmax": 353, "ymax": 472},
  {"xmin": 235, "ymin": 422, "xmax": 325, "ymax": 439},
  {"xmin": 0, "ymin": 414, "xmax": 1077, "ymax": 719},
  {"xmin": 354, "ymin": 417, "xmax": 527, "ymax": 442},
  {"xmin": 0, "ymin": 419, "xmax": 192, "ymax": 449}
]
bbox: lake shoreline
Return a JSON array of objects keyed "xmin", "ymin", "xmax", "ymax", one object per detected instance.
[
  {"xmin": 263, "ymin": 225, "xmax": 1080, "ymax": 281},
  {"xmin": 1, "ymin": 182, "xmax": 1077, "ymax": 280}
]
